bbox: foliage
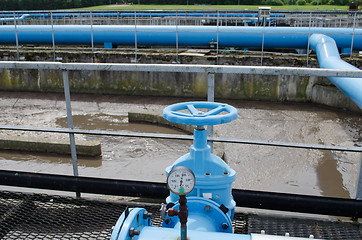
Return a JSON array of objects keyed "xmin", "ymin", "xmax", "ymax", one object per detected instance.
[
  {"xmin": 0, "ymin": 0, "xmax": 352, "ymax": 10},
  {"xmin": 261, "ymin": 0, "xmax": 284, "ymax": 5},
  {"xmin": 0, "ymin": 0, "xmax": 111, "ymax": 10},
  {"xmin": 296, "ymin": 0, "xmax": 306, "ymax": 5}
]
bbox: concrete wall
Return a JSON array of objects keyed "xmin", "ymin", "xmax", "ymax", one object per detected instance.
[{"xmin": 0, "ymin": 49, "xmax": 360, "ymax": 112}]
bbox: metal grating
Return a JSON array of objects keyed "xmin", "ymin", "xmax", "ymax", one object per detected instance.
[
  {"xmin": 0, "ymin": 191, "xmax": 360, "ymax": 239},
  {"xmin": 248, "ymin": 214, "xmax": 361, "ymax": 239}
]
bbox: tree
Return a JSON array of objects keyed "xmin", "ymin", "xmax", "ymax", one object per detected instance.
[{"xmin": 296, "ymin": 0, "xmax": 306, "ymax": 4}]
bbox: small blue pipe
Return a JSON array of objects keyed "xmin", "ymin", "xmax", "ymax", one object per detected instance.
[
  {"xmin": 0, "ymin": 12, "xmax": 284, "ymax": 22},
  {"xmin": 310, "ymin": 34, "xmax": 362, "ymax": 109}
]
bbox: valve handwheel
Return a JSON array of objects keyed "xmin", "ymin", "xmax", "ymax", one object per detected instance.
[{"xmin": 163, "ymin": 101, "xmax": 238, "ymax": 126}]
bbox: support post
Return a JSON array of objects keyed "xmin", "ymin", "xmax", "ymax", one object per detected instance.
[
  {"xmin": 356, "ymin": 153, "xmax": 362, "ymax": 200},
  {"xmin": 176, "ymin": 11, "xmax": 179, "ymax": 63},
  {"xmin": 133, "ymin": 11, "xmax": 138, "ymax": 63},
  {"xmin": 50, "ymin": 12, "xmax": 56, "ymax": 62},
  {"xmin": 216, "ymin": 10, "xmax": 219, "ymax": 65},
  {"xmin": 307, "ymin": 12, "xmax": 312, "ymax": 67},
  {"xmin": 207, "ymin": 73, "xmax": 215, "ymax": 152},
  {"xmin": 349, "ymin": 12, "xmax": 357, "ymax": 62},
  {"xmin": 13, "ymin": 12, "xmax": 19, "ymax": 61},
  {"xmin": 90, "ymin": 12, "xmax": 94, "ymax": 61},
  {"xmin": 62, "ymin": 70, "xmax": 80, "ymax": 198},
  {"xmin": 261, "ymin": 16, "xmax": 266, "ymax": 66}
]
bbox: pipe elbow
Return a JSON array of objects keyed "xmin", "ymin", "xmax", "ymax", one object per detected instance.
[{"xmin": 310, "ymin": 33, "xmax": 362, "ymax": 109}]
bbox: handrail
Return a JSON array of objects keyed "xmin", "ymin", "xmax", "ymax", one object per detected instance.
[
  {"xmin": 0, "ymin": 61, "xmax": 361, "ymax": 78},
  {"xmin": 0, "ymin": 125, "xmax": 360, "ymax": 153}
]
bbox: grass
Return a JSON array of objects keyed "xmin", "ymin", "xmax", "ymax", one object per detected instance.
[{"xmin": 79, "ymin": 4, "xmax": 350, "ymax": 11}]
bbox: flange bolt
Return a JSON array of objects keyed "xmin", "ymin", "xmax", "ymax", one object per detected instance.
[
  {"xmin": 221, "ymin": 223, "xmax": 229, "ymax": 230},
  {"xmin": 129, "ymin": 227, "xmax": 140, "ymax": 237},
  {"xmin": 164, "ymin": 218, "xmax": 171, "ymax": 224},
  {"xmin": 143, "ymin": 211, "xmax": 152, "ymax": 219}
]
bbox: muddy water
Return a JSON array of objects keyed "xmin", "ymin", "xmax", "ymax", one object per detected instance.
[
  {"xmin": 0, "ymin": 113, "xmax": 191, "ymax": 181},
  {"xmin": 0, "ymin": 92, "xmax": 360, "ymax": 199}
]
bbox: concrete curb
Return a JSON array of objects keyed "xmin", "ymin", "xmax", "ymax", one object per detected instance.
[{"xmin": 0, "ymin": 134, "xmax": 101, "ymax": 157}]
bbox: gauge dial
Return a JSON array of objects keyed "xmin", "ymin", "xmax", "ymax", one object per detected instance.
[{"xmin": 167, "ymin": 166, "xmax": 195, "ymax": 196}]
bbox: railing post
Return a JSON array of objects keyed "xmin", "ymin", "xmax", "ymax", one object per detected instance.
[
  {"xmin": 306, "ymin": 12, "xmax": 312, "ymax": 67},
  {"xmin": 261, "ymin": 16, "xmax": 266, "ymax": 66},
  {"xmin": 349, "ymin": 12, "xmax": 357, "ymax": 62},
  {"xmin": 176, "ymin": 11, "xmax": 179, "ymax": 63},
  {"xmin": 356, "ymin": 154, "xmax": 362, "ymax": 200},
  {"xmin": 62, "ymin": 70, "xmax": 80, "ymax": 198},
  {"xmin": 207, "ymin": 72, "xmax": 215, "ymax": 152},
  {"xmin": 216, "ymin": 10, "xmax": 219, "ymax": 65},
  {"xmin": 13, "ymin": 12, "xmax": 20, "ymax": 61},
  {"xmin": 133, "ymin": 11, "xmax": 138, "ymax": 63},
  {"xmin": 50, "ymin": 11, "xmax": 56, "ymax": 62},
  {"xmin": 90, "ymin": 11, "xmax": 94, "ymax": 61}
]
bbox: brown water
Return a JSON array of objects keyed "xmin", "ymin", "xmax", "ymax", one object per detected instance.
[{"xmin": 0, "ymin": 92, "xmax": 360, "ymax": 199}]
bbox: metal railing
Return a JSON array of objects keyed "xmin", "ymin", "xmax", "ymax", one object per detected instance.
[{"xmin": 0, "ymin": 61, "xmax": 361, "ymax": 199}]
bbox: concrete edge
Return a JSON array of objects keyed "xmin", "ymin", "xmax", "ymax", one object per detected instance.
[
  {"xmin": 128, "ymin": 111, "xmax": 225, "ymax": 160},
  {"xmin": 0, "ymin": 135, "xmax": 102, "ymax": 157}
]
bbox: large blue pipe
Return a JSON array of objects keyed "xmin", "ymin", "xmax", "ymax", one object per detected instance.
[
  {"xmin": 310, "ymin": 34, "xmax": 362, "ymax": 109},
  {"xmin": 0, "ymin": 25, "xmax": 360, "ymax": 108},
  {"xmin": 0, "ymin": 25, "xmax": 361, "ymax": 50}
]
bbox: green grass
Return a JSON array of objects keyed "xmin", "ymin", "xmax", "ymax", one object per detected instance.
[{"xmin": 78, "ymin": 4, "xmax": 349, "ymax": 11}]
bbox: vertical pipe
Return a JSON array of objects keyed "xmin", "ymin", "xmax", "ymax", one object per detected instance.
[
  {"xmin": 207, "ymin": 73, "xmax": 215, "ymax": 152},
  {"xmin": 349, "ymin": 12, "xmax": 357, "ymax": 62},
  {"xmin": 13, "ymin": 12, "xmax": 19, "ymax": 61},
  {"xmin": 117, "ymin": 11, "xmax": 120, "ymax": 25},
  {"xmin": 62, "ymin": 70, "xmax": 80, "ymax": 199},
  {"xmin": 216, "ymin": 11, "xmax": 219, "ymax": 65},
  {"xmin": 307, "ymin": 12, "xmax": 312, "ymax": 67},
  {"xmin": 50, "ymin": 12, "xmax": 56, "ymax": 62}
]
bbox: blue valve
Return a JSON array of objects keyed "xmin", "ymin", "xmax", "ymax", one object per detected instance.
[
  {"xmin": 163, "ymin": 101, "xmax": 238, "ymax": 221},
  {"xmin": 163, "ymin": 101, "xmax": 238, "ymax": 126}
]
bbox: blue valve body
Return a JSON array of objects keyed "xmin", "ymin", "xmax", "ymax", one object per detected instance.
[{"xmin": 166, "ymin": 128, "xmax": 236, "ymax": 218}]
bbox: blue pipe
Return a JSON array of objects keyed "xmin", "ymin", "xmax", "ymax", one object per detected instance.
[
  {"xmin": 0, "ymin": 25, "xmax": 361, "ymax": 50},
  {"xmin": 0, "ymin": 12, "xmax": 285, "ymax": 22},
  {"xmin": 310, "ymin": 34, "xmax": 362, "ymax": 109}
]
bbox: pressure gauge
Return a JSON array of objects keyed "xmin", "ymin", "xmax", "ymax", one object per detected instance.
[{"xmin": 167, "ymin": 166, "xmax": 195, "ymax": 196}]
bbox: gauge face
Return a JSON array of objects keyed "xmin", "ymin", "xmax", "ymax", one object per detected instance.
[{"xmin": 167, "ymin": 166, "xmax": 195, "ymax": 196}]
